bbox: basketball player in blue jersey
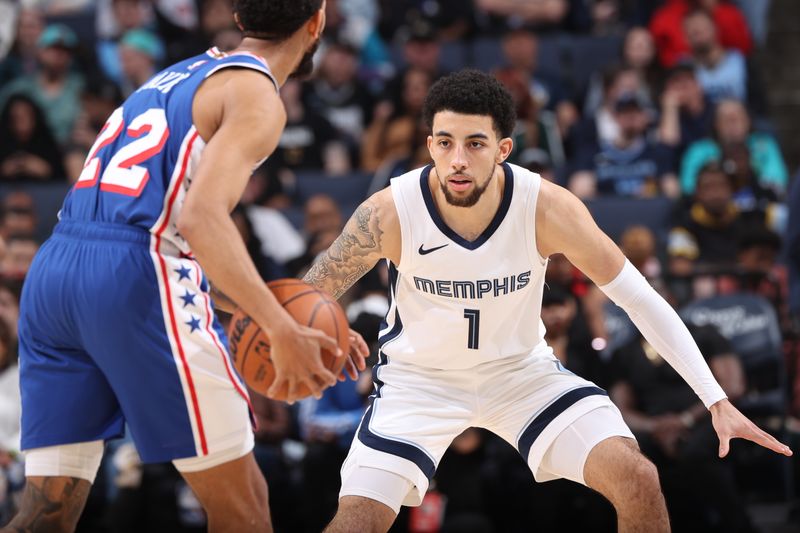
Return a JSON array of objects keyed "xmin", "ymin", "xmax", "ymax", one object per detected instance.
[
  {"xmin": 2, "ymin": 2, "xmax": 371, "ymax": 532},
  {"xmin": 304, "ymin": 69, "xmax": 792, "ymax": 533}
]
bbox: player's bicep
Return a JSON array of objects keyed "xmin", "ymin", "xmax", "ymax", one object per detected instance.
[
  {"xmin": 303, "ymin": 199, "xmax": 385, "ymax": 300},
  {"xmin": 537, "ymin": 181, "xmax": 625, "ymax": 285}
]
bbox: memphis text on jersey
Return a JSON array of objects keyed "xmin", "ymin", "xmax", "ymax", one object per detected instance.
[{"xmin": 413, "ymin": 270, "xmax": 531, "ymax": 299}]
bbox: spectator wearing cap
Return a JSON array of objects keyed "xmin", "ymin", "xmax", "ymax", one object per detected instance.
[
  {"xmin": 680, "ymin": 99, "xmax": 788, "ymax": 195},
  {"xmin": 118, "ymin": 28, "xmax": 163, "ymax": 96},
  {"xmin": 0, "ymin": 23, "xmax": 85, "ymax": 146},
  {"xmin": 381, "ymin": 17, "xmax": 443, "ymax": 106},
  {"xmin": 569, "ymin": 91, "xmax": 678, "ymax": 199},
  {"xmin": 96, "ymin": 0, "xmax": 162, "ymax": 85},
  {"xmin": 657, "ymin": 61, "xmax": 713, "ymax": 157},
  {"xmin": 649, "ymin": 0, "xmax": 752, "ymax": 68}
]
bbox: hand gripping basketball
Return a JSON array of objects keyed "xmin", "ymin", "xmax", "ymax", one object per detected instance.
[{"xmin": 227, "ymin": 279, "xmax": 350, "ymax": 402}]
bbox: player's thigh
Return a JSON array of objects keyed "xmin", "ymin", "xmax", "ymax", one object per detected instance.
[
  {"xmin": 582, "ymin": 433, "xmax": 661, "ymax": 505},
  {"xmin": 325, "ymin": 495, "xmax": 397, "ymax": 533},
  {"xmin": 537, "ymin": 405, "xmax": 636, "ymax": 487}
]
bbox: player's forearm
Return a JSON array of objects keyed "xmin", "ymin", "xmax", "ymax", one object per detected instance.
[
  {"xmin": 303, "ymin": 202, "xmax": 383, "ymax": 299},
  {"xmin": 599, "ymin": 260, "xmax": 727, "ymax": 408},
  {"xmin": 178, "ymin": 208, "xmax": 293, "ymax": 335}
]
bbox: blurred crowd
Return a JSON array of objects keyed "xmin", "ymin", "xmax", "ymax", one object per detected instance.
[{"xmin": 1, "ymin": 0, "xmax": 799, "ymax": 531}]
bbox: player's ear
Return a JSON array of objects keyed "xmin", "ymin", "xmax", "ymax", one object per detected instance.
[
  {"xmin": 496, "ymin": 137, "xmax": 513, "ymax": 163},
  {"xmin": 233, "ymin": 12, "xmax": 243, "ymax": 31},
  {"xmin": 309, "ymin": 2, "xmax": 327, "ymax": 39},
  {"xmin": 426, "ymin": 135, "xmax": 433, "ymax": 154}
]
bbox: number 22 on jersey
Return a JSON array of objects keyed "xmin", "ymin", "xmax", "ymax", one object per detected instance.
[{"xmin": 75, "ymin": 107, "xmax": 170, "ymax": 197}]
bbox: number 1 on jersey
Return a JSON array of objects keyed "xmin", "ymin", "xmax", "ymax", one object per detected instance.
[{"xmin": 464, "ymin": 309, "xmax": 480, "ymax": 350}]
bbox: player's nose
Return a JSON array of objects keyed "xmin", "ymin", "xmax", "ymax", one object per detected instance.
[{"xmin": 451, "ymin": 144, "xmax": 468, "ymax": 169}]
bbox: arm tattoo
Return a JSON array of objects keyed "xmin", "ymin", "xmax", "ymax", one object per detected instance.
[
  {"xmin": 7, "ymin": 476, "xmax": 91, "ymax": 532},
  {"xmin": 304, "ymin": 202, "xmax": 382, "ymax": 299}
]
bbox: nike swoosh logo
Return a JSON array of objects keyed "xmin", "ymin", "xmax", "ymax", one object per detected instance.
[{"xmin": 418, "ymin": 244, "xmax": 449, "ymax": 255}]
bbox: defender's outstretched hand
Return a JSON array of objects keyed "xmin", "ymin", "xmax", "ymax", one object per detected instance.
[
  {"xmin": 339, "ymin": 329, "xmax": 369, "ymax": 382},
  {"xmin": 710, "ymin": 399, "xmax": 792, "ymax": 458}
]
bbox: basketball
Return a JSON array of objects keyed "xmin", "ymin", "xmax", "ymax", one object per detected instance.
[{"xmin": 227, "ymin": 279, "xmax": 350, "ymax": 401}]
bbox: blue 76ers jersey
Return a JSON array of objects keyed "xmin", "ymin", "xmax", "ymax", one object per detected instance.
[{"xmin": 59, "ymin": 47, "xmax": 278, "ymax": 256}]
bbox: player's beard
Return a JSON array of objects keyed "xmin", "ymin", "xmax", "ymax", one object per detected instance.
[
  {"xmin": 439, "ymin": 167, "xmax": 495, "ymax": 208},
  {"xmin": 290, "ymin": 39, "xmax": 321, "ymax": 79}
]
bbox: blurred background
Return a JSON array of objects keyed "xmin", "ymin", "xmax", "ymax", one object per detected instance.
[{"xmin": 0, "ymin": 0, "xmax": 799, "ymax": 531}]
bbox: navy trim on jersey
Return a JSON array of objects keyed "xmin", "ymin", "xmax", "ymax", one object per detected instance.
[
  {"xmin": 357, "ymin": 262, "xmax": 437, "ymax": 480},
  {"xmin": 517, "ymin": 386, "xmax": 608, "ymax": 460},
  {"xmin": 419, "ymin": 162, "xmax": 515, "ymax": 250}
]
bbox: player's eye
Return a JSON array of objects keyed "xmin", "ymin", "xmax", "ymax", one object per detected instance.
[
  {"xmin": 470, "ymin": 141, "xmax": 484, "ymax": 148},
  {"xmin": 438, "ymin": 140, "xmax": 450, "ymax": 148}
]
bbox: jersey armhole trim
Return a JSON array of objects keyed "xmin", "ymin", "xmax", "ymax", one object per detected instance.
[
  {"xmin": 204, "ymin": 62, "xmax": 279, "ymax": 92},
  {"xmin": 525, "ymin": 169, "xmax": 549, "ymax": 267},
  {"xmin": 391, "ymin": 179, "xmax": 413, "ymax": 272}
]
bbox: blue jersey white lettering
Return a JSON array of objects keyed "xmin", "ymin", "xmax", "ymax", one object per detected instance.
[
  {"xmin": 60, "ymin": 47, "xmax": 277, "ymax": 256},
  {"xmin": 383, "ymin": 163, "xmax": 549, "ymax": 369}
]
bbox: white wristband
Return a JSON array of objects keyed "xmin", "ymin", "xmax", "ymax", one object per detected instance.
[{"xmin": 599, "ymin": 260, "xmax": 727, "ymax": 408}]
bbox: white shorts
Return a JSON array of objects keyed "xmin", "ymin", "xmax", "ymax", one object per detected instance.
[{"xmin": 340, "ymin": 349, "xmax": 634, "ymax": 508}]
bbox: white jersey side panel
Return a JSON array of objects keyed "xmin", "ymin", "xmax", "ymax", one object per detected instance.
[{"xmin": 380, "ymin": 163, "xmax": 548, "ymax": 370}]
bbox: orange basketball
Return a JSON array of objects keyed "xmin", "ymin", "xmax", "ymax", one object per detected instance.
[{"xmin": 227, "ymin": 279, "xmax": 350, "ymax": 401}]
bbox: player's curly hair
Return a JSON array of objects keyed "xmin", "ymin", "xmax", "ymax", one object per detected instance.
[
  {"xmin": 234, "ymin": 0, "xmax": 323, "ymax": 41},
  {"xmin": 422, "ymin": 69, "xmax": 516, "ymax": 139}
]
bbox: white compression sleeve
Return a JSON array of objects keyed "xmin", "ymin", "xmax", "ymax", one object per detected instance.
[{"xmin": 599, "ymin": 260, "xmax": 727, "ymax": 408}]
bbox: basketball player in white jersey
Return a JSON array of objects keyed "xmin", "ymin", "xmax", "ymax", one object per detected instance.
[{"xmin": 303, "ymin": 70, "xmax": 792, "ymax": 533}]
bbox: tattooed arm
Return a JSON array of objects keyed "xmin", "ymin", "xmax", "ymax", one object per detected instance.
[{"xmin": 304, "ymin": 188, "xmax": 400, "ymax": 300}]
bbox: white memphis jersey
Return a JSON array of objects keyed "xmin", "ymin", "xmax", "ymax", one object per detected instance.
[{"xmin": 380, "ymin": 162, "xmax": 549, "ymax": 370}]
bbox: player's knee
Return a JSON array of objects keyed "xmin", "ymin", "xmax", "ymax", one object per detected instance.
[
  {"xmin": 326, "ymin": 496, "xmax": 396, "ymax": 533},
  {"xmin": 615, "ymin": 454, "xmax": 662, "ymax": 506}
]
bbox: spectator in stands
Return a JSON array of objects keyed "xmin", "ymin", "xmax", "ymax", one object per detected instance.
[
  {"xmin": 657, "ymin": 62, "xmax": 714, "ymax": 157},
  {"xmin": 608, "ymin": 322, "xmax": 753, "ymax": 532},
  {"xmin": 271, "ymin": 78, "xmax": 346, "ymax": 174},
  {"xmin": 682, "ymin": 8, "xmax": 749, "ymax": 105},
  {"xmin": 649, "ymin": 0, "xmax": 752, "ymax": 68},
  {"xmin": 542, "ymin": 284, "xmax": 607, "ymax": 385},
  {"xmin": 0, "ymin": 192, "xmax": 37, "ymax": 239},
  {"xmin": 96, "ymin": 0, "xmax": 161, "ymax": 85},
  {"xmin": 501, "ymin": 29, "xmax": 561, "ymax": 111},
  {"xmin": 668, "ymin": 162, "xmax": 774, "ymax": 276},
  {"xmin": 720, "ymin": 141, "xmax": 781, "ymax": 215},
  {"xmin": 361, "ymin": 66, "xmax": 431, "ymax": 172},
  {"xmin": 118, "ymin": 29, "xmax": 163, "ymax": 96},
  {"xmin": 0, "ymin": 23, "xmax": 85, "ymax": 146},
  {"xmin": 680, "ymin": 99, "xmax": 788, "ymax": 195},
  {"xmin": 0, "ymin": 94, "xmax": 66, "ymax": 182},
  {"xmin": 789, "ymin": 175, "xmax": 800, "ymax": 330},
  {"xmin": 0, "ymin": 8, "xmax": 44, "ymax": 86},
  {"xmin": 304, "ymin": 194, "xmax": 344, "ymax": 239},
  {"xmin": 494, "ymin": 67, "xmax": 563, "ymax": 167},
  {"xmin": 382, "ymin": 18, "xmax": 442, "ymax": 107},
  {"xmin": 569, "ymin": 91, "xmax": 678, "ymax": 199},
  {"xmin": 303, "ymin": 40, "xmax": 374, "ymax": 166},
  {"xmin": 568, "ymin": 65, "xmax": 644, "ymax": 156},
  {"xmin": 0, "ymin": 235, "xmax": 39, "ymax": 279},
  {"xmin": 583, "ymin": 27, "xmax": 660, "ymax": 132}
]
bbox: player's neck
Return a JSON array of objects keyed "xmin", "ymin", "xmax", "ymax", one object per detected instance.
[{"xmin": 233, "ymin": 37, "xmax": 303, "ymax": 87}]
